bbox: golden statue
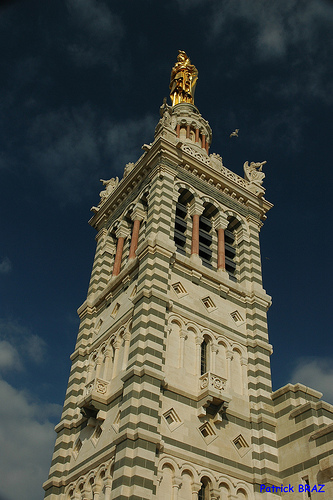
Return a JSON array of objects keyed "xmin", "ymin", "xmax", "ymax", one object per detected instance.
[{"xmin": 169, "ymin": 50, "xmax": 198, "ymax": 106}]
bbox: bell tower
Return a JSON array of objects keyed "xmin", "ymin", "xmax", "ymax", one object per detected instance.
[{"xmin": 44, "ymin": 52, "xmax": 281, "ymax": 500}]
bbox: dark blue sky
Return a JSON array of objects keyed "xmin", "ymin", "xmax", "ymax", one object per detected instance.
[{"xmin": 0, "ymin": 1, "xmax": 332, "ymax": 499}]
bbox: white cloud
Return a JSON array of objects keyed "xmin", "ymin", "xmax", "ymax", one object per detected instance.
[
  {"xmin": 0, "ymin": 257, "xmax": 12, "ymax": 274},
  {"xmin": 0, "ymin": 319, "xmax": 46, "ymax": 368},
  {"xmin": 0, "ymin": 378, "xmax": 61, "ymax": 500},
  {"xmin": 290, "ymin": 357, "xmax": 333, "ymax": 404},
  {"xmin": 27, "ymin": 106, "xmax": 156, "ymax": 204},
  {"xmin": 0, "ymin": 340, "xmax": 22, "ymax": 371}
]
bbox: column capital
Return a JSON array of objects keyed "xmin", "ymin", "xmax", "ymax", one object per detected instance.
[
  {"xmin": 115, "ymin": 222, "xmax": 130, "ymax": 239},
  {"xmin": 173, "ymin": 476, "xmax": 182, "ymax": 488},
  {"xmin": 131, "ymin": 203, "xmax": 146, "ymax": 222},
  {"xmin": 188, "ymin": 199, "xmax": 204, "ymax": 217},
  {"xmin": 213, "ymin": 212, "xmax": 229, "ymax": 230},
  {"xmin": 192, "ymin": 482, "xmax": 202, "ymax": 494},
  {"xmin": 211, "ymin": 489, "xmax": 221, "ymax": 500}
]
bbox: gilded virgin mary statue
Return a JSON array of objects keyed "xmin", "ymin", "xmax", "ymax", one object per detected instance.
[{"xmin": 169, "ymin": 50, "xmax": 198, "ymax": 106}]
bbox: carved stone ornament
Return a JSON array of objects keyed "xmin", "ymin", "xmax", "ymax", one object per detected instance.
[
  {"xmin": 210, "ymin": 152, "xmax": 223, "ymax": 171},
  {"xmin": 243, "ymin": 161, "xmax": 267, "ymax": 198},
  {"xmin": 90, "ymin": 177, "xmax": 119, "ymax": 213},
  {"xmin": 123, "ymin": 162, "xmax": 135, "ymax": 178}
]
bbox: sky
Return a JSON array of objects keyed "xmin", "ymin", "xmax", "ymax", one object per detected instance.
[{"xmin": 0, "ymin": 0, "xmax": 332, "ymax": 499}]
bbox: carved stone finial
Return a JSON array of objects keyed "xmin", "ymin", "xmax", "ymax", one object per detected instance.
[{"xmin": 169, "ymin": 50, "xmax": 198, "ymax": 106}]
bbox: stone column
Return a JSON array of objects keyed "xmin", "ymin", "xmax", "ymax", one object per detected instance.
[
  {"xmin": 176, "ymin": 124, "xmax": 180, "ymax": 137},
  {"xmin": 112, "ymin": 223, "xmax": 130, "ymax": 277},
  {"xmin": 192, "ymin": 482, "xmax": 202, "ymax": 499},
  {"xmin": 104, "ymin": 479, "xmax": 112, "ymax": 500},
  {"xmin": 86, "ymin": 361, "xmax": 94, "ymax": 384},
  {"xmin": 211, "ymin": 488, "xmax": 221, "ymax": 500},
  {"xmin": 122, "ymin": 332, "xmax": 131, "ymax": 371},
  {"xmin": 128, "ymin": 204, "xmax": 146, "ymax": 260},
  {"xmin": 186, "ymin": 124, "xmax": 190, "ymax": 138},
  {"xmin": 81, "ymin": 485, "xmax": 91, "ymax": 500},
  {"xmin": 226, "ymin": 350, "xmax": 233, "ymax": 388},
  {"xmin": 172, "ymin": 477, "xmax": 182, "ymax": 500},
  {"xmin": 201, "ymin": 134, "xmax": 206, "ymax": 150},
  {"xmin": 92, "ymin": 481, "xmax": 103, "ymax": 500},
  {"xmin": 211, "ymin": 344, "xmax": 218, "ymax": 372},
  {"xmin": 104, "ymin": 347, "xmax": 113, "ymax": 381},
  {"xmin": 241, "ymin": 356, "xmax": 247, "ymax": 395},
  {"xmin": 188, "ymin": 200, "xmax": 204, "ymax": 263},
  {"xmin": 179, "ymin": 330, "xmax": 187, "ymax": 368},
  {"xmin": 195, "ymin": 337, "xmax": 203, "ymax": 376},
  {"xmin": 213, "ymin": 213, "xmax": 229, "ymax": 272},
  {"xmin": 95, "ymin": 355, "xmax": 103, "ymax": 380},
  {"xmin": 112, "ymin": 340, "xmax": 121, "ymax": 379},
  {"xmin": 195, "ymin": 128, "xmax": 200, "ymax": 142}
]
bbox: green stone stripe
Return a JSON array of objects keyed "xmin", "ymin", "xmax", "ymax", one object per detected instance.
[
  {"xmin": 248, "ymin": 381, "xmax": 272, "ymax": 393},
  {"xmin": 249, "ymin": 394, "xmax": 273, "ymax": 406},
  {"xmin": 251, "ymin": 436, "xmax": 277, "ymax": 448},
  {"xmin": 314, "ymin": 429, "xmax": 333, "ymax": 447},
  {"xmin": 248, "ymin": 357, "xmax": 271, "ymax": 369},
  {"xmin": 128, "ymin": 345, "xmax": 164, "ymax": 362},
  {"xmin": 277, "ymin": 423, "xmax": 319, "ymax": 447},
  {"xmin": 252, "ymin": 451, "xmax": 279, "ymax": 463},
  {"xmin": 170, "ymin": 302, "xmax": 248, "ymax": 340},
  {"xmin": 119, "ymin": 420, "xmax": 158, "ymax": 434},
  {"xmin": 247, "ymin": 369, "xmax": 272, "ymax": 381},
  {"xmin": 120, "ymin": 404, "xmax": 159, "ymax": 420},
  {"xmin": 163, "ymin": 434, "xmax": 277, "ymax": 478},
  {"xmin": 280, "ymin": 447, "xmax": 333, "ymax": 479}
]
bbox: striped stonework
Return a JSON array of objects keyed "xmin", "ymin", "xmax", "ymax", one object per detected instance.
[{"xmin": 44, "ymin": 97, "xmax": 333, "ymax": 500}]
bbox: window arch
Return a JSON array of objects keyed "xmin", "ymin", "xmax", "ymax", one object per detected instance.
[
  {"xmin": 174, "ymin": 189, "xmax": 194, "ymax": 254},
  {"xmin": 199, "ymin": 203, "xmax": 218, "ymax": 268},
  {"xmin": 225, "ymin": 216, "xmax": 240, "ymax": 281},
  {"xmin": 200, "ymin": 338, "xmax": 210, "ymax": 375},
  {"xmin": 198, "ymin": 477, "xmax": 210, "ymax": 500}
]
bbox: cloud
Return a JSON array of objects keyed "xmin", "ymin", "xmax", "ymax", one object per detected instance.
[
  {"xmin": 66, "ymin": 0, "xmax": 124, "ymax": 68},
  {"xmin": 27, "ymin": 106, "xmax": 156, "ymax": 204},
  {"xmin": 0, "ymin": 257, "xmax": 12, "ymax": 274},
  {"xmin": 0, "ymin": 319, "xmax": 46, "ymax": 368},
  {"xmin": 0, "ymin": 340, "xmax": 22, "ymax": 371},
  {"xmin": 290, "ymin": 357, "xmax": 333, "ymax": 404},
  {"xmin": 180, "ymin": 0, "xmax": 333, "ymax": 104},
  {"xmin": 0, "ymin": 378, "xmax": 61, "ymax": 500}
]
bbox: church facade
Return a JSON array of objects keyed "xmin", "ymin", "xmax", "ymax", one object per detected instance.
[{"xmin": 43, "ymin": 53, "xmax": 333, "ymax": 500}]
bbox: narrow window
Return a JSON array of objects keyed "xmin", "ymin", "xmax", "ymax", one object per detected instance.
[
  {"xmin": 174, "ymin": 189, "xmax": 193, "ymax": 254},
  {"xmin": 201, "ymin": 340, "xmax": 207, "ymax": 375},
  {"xmin": 199, "ymin": 215, "xmax": 212, "ymax": 267},
  {"xmin": 225, "ymin": 217, "xmax": 240, "ymax": 281},
  {"xmin": 199, "ymin": 203, "xmax": 217, "ymax": 268},
  {"xmin": 198, "ymin": 479, "xmax": 209, "ymax": 500}
]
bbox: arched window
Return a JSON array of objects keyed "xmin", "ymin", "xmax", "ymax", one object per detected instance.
[
  {"xmin": 174, "ymin": 189, "xmax": 193, "ymax": 254},
  {"xmin": 201, "ymin": 339, "xmax": 208, "ymax": 375},
  {"xmin": 199, "ymin": 203, "xmax": 218, "ymax": 268},
  {"xmin": 198, "ymin": 478, "xmax": 209, "ymax": 500},
  {"xmin": 225, "ymin": 217, "xmax": 240, "ymax": 281}
]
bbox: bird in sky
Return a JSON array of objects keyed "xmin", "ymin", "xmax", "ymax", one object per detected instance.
[{"xmin": 230, "ymin": 129, "xmax": 239, "ymax": 138}]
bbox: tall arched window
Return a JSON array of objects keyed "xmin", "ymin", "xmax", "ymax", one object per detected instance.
[
  {"xmin": 201, "ymin": 339, "xmax": 208, "ymax": 375},
  {"xmin": 225, "ymin": 217, "xmax": 240, "ymax": 281},
  {"xmin": 199, "ymin": 203, "xmax": 218, "ymax": 268},
  {"xmin": 174, "ymin": 189, "xmax": 193, "ymax": 254},
  {"xmin": 198, "ymin": 478, "xmax": 209, "ymax": 500}
]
